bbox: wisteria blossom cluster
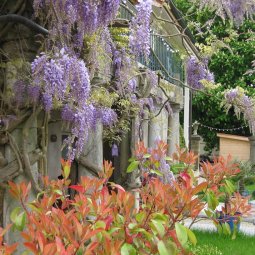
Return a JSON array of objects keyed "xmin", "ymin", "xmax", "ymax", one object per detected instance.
[
  {"xmin": 194, "ymin": 0, "xmax": 255, "ymax": 26},
  {"xmin": 29, "ymin": 48, "xmax": 117, "ymax": 159},
  {"xmin": 31, "ymin": 48, "xmax": 90, "ymax": 111},
  {"xmin": 134, "ymin": 140, "xmax": 175, "ymax": 185},
  {"xmin": 223, "ymin": 87, "xmax": 255, "ymax": 133},
  {"xmin": 129, "ymin": 0, "xmax": 153, "ymax": 58},
  {"xmin": 186, "ymin": 56, "xmax": 214, "ymax": 89},
  {"xmin": 33, "ymin": 0, "xmax": 121, "ymax": 47}
]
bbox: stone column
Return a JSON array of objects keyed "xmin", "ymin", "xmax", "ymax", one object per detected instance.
[
  {"xmin": 167, "ymin": 104, "xmax": 181, "ymax": 156},
  {"xmin": 141, "ymin": 110, "xmax": 149, "ymax": 147},
  {"xmin": 47, "ymin": 120, "xmax": 62, "ymax": 179},
  {"xmin": 78, "ymin": 122, "xmax": 103, "ymax": 178},
  {"xmin": 119, "ymin": 131, "xmax": 131, "ymax": 183},
  {"xmin": 148, "ymin": 105, "xmax": 168, "ymax": 147},
  {"xmin": 191, "ymin": 135, "xmax": 201, "ymax": 171},
  {"xmin": 249, "ymin": 136, "xmax": 255, "ymax": 164},
  {"xmin": 3, "ymin": 119, "xmax": 38, "ymax": 253},
  {"xmin": 190, "ymin": 122, "xmax": 201, "ymax": 171}
]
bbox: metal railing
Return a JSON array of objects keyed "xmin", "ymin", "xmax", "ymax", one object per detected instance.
[{"xmin": 118, "ymin": 3, "xmax": 185, "ymax": 86}]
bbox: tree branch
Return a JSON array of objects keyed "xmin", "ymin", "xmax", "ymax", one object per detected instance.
[
  {"xmin": 0, "ymin": 148, "xmax": 42, "ymax": 183},
  {"xmin": 0, "ymin": 14, "xmax": 48, "ymax": 35}
]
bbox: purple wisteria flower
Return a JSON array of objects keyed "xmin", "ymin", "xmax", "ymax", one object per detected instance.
[
  {"xmin": 99, "ymin": 108, "xmax": 118, "ymax": 126},
  {"xmin": 128, "ymin": 78, "xmax": 137, "ymax": 92},
  {"xmin": 27, "ymin": 85, "xmax": 41, "ymax": 103},
  {"xmin": 33, "ymin": 0, "xmax": 121, "ymax": 47},
  {"xmin": 30, "ymin": 47, "xmax": 119, "ymax": 159},
  {"xmin": 187, "ymin": 56, "xmax": 214, "ymax": 89},
  {"xmin": 223, "ymin": 87, "xmax": 255, "ymax": 134},
  {"xmin": 225, "ymin": 89, "xmax": 238, "ymax": 103},
  {"xmin": 146, "ymin": 69, "xmax": 158, "ymax": 87},
  {"xmin": 197, "ymin": 0, "xmax": 255, "ymax": 26},
  {"xmin": 13, "ymin": 80, "xmax": 27, "ymax": 106},
  {"xmin": 129, "ymin": 0, "xmax": 153, "ymax": 58},
  {"xmin": 42, "ymin": 93, "xmax": 52, "ymax": 112},
  {"xmin": 61, "ymin": 104, "xmax": 75, "ymax": 122}
]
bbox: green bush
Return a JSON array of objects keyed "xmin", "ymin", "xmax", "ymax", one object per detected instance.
[
  {"xmin": 191, "ymin": 244, "xmax": 223, "ymax": 255},
  {"xmin": 244, "ymin": 176, "xmax": 255, "ymax": 186},
  {"xmin": 252, "ymin": 190, "xmax": 255, "ymax": 199}
]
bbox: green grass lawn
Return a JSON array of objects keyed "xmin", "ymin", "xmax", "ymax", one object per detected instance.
[{"xmin": 192, "ymin": 230, "xmax": 255, "ymax": 255}]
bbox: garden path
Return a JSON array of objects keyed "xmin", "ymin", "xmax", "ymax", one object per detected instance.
[
  {"xmin": 184, "ymin": 201, "xmax": 255, "ymax": 236},
  {"xmin": 184, "ymin": 218, "xmax": 255, "ymax": 236}
]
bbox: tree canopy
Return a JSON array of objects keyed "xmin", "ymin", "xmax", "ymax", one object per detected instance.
[{"xmin": 175, "ymin": 0, "xmax": 255, "ymax": 152}]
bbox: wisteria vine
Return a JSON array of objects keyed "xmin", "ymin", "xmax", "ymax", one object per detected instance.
[
  {"xmin": 223, "ymin": 87, "xmax": 255, "ymax": 133},
  {"xmin": 186, "ymin": 56, "xmax": 214, "ymax": 89},
  {"xmin": 10, "ymin": 0, "xmax": 255, "ymax": 161},
  {"xmin": 14, "ymin": 0, "xmax": 160, "ymax": 160},
  {"xmin": 194, "ymin": 0, "xmax": 255, "ymax": 26}
]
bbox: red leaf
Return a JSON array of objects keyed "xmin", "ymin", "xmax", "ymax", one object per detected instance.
[
  {"xmin": 24, "ymin": 242, "xmax": 38, "ymax": 254},
  {"xmin": 192, "ymin": 182, "xmax": 208, "ymax": 195},
  {"xmin": 85, "ymin": 242, "xmax": 99, "ymax": 255},
  {"xmin": 43, "ymin": 243, "xmax": 57, "ymax": 255},
  {"xmin": 104, "ymin": 215, "xmax": 114, "ymax": 230},
  {"xmin": 69, "ymin": 185, "xmax": 85, "ymax": 193}
]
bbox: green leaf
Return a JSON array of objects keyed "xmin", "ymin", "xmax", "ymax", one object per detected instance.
[
  {"xmin": 157, "ymin": 240, "xmax": 170, "ymax": 255},
  {"xmin": 143, "ymin": 154, "xmax": 151, "ymax": 159},
  {"xmin": 175, "ymin": 223, "xmax": 188, "ymax": 246},
  {"xmin": 225, "ymin": 180, "xmax": 235, "ymax": 194},
  {"xmin": 108, "ymin": 227, "xmax": 121, "ymax": 234},
  {"xmin": 127, "ymin": 160, "xmax": 139, "ymax": 173},
  {"xmin": 10, "ymin": 207, "xmax": 21, "ymax": 223},
  {"xmin": 223, "ymin": 222, "xmax": 231, "ymax": 236},
  {"xmin": 76, "ymin": 249, "xmax": 83, "ymax": 255},
  {"xmin": 204, "ymin": 209, "xmax": 213, "ymax": 218},
  {"xmin": 152, "ymin": 213, "xmax": 168, "ymax": 223},
  {"xmin": 207, "ymin": 191, "xmax": 219, "ymax": 210},
  {"xmin": 54, "ymin": 189, "xmax": 63, "ymax": 195},
  {"xmin": 151, "ymin": 219, "xmax": 165, "ymax": 238},
  {"xmin": 165, "ymin": 156, "xmax": 173, "ymax": 161},
  {"xmin": 186, "ymin": 228, "xmax": 197, "ymax": 245},
  {"xmin": 27, "ymin": 203, "xmax": 42, "ymax": 214},
  {"xmin": 21, "ymin": 252, "xmax": 30, "ymax": 255},
  {"xmin": 154, "ymin": 161, "xmax": 160, "ymax": 168},
  {"xmin": 135, "ymin": 212, "xmax": 146, "ymax": 223},
  {"xmin": 128, "ymin": 157, "xmax": 136, "ymax": 162},
  {"xmin": 150, "ymin": 169, "xmax": 163, "ymax": 177},
  {"xmin": 15, "ymin": 211, "xmax": 26, "ymax": 231},
  {"xmin": 121, "ymin": 243, "xmax": 137, "ymax": 255},
  {"xmin": 63, "ymin": 165, "xmax": 70, "ymax": 179},
  {"xmin": 94, "ymin": 221, "xmax": 106, "ymax": 229},
  {"xmin": 128, "ymin": 223, "xmax": 137, "ymax": 230}
]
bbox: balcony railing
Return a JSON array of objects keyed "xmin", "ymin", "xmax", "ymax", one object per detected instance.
[{"xmin": 118, "ymin": 2, "xmax": 185, "ymax": 86}]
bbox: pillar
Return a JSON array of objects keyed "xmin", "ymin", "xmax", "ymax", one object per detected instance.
[
  {"xmin": 190, "ymin": 135, "xmax": 201, "ymax": 171},
  {"xmin": 167, "ymin": 104, "xmax": 181, "ymax": 156},
  {"xmin": 141, "ymin": 110, "xmax": 149, "ymax": 147},
  {"xmin": 190, "ymin": 121, "xmax": 201, "ymax": 171},
  {"xmin": 78, "ymin": 122, "xmax": 103, "ymax": 178},
  {"xmin": 148, "ymin": 105, "xmax": 168, "ymax": 147}
]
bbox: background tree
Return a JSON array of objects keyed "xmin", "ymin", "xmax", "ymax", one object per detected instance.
[{"xmin": 175, "ymin": 0, "xmax": 255, "ymax": 152}]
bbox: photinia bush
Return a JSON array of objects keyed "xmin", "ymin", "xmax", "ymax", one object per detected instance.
[{"xmin": 1, "ymin": 141, "xmax": 251, "ymax": 254}]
